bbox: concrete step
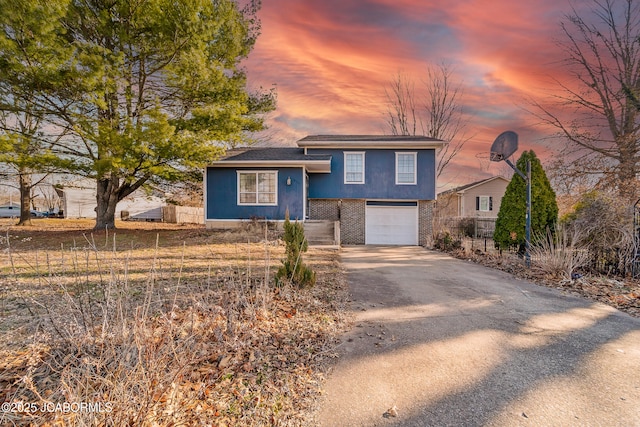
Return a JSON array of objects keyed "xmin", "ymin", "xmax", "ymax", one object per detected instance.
[{"xmin": 304, "ymin": 220, "xmax": 337, "ymax": 245}]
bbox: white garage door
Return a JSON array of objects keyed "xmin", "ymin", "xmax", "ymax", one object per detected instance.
[{"xmin": 365, "ymin": 203, "xmax": 418, "ymax": 245}]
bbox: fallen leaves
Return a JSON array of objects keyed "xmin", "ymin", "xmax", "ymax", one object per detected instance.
[
  {"xmin": 0, "ymin": 226, "xmax": 350, "ymax": 426},
  {"xmin": 383, "ymin": 405, "xmax": 399, "ymax": 418}
]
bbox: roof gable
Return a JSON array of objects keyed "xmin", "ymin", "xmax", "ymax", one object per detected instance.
[{"xmin": 439, "ymin": 176, "xmax": 509, "ymax": 196}]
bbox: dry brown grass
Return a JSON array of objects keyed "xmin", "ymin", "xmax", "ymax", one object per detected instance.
[{"xmin": 0, "ymin": 219, "xmax": 349, "ymax": 426}]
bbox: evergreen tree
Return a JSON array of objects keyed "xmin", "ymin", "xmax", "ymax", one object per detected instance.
[
  {"xmin": 494, "ymin": 150, "xmax": 558, "ymax": 250},
  {"xmin": 0, "ymin": 0, "xmax": 275, "ymax": 230}
]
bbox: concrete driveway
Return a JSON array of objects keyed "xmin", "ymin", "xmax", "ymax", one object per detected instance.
[{"xmin": 315, "ymin": 246, "xmax": 640, "ymax": 426}]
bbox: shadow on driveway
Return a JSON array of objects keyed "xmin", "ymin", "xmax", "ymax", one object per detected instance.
[{"xmin": 315, "ymin": 246, "xmax": 640, "ymax": 427}]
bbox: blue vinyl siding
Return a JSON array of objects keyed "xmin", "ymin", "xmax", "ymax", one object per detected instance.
[
  {"xmin": 307, "ymin": 149, "xmax": 436, "ymax": 200},
  {"xmin": 206, "ymin": 167, "xmax": 304, "ymax": 220}
]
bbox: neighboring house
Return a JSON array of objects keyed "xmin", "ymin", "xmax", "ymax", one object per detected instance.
[
  {"xmin": 54, "ymin": 180, "xmax": 166, "ymax": 221},
  {"xmin": 436, "ymin": 176, "xmax": 509, "ymax": 218},
  {"xmin": 205, "ymin": 135, "xmax": 445, "ymax": 245}
]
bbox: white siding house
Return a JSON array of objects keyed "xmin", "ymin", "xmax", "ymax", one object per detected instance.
[{"xmin": 437, "ymin": 176, "xmax": 510, "ymax": 218}]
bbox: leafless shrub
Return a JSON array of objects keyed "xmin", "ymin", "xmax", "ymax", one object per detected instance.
[
  {"xmin": 564, "ymin": 191, "xmax": 635, "ymax": 275},
  {"xmin": 529, "ymin": 223, "xmax": 591, "ymax": 280}
]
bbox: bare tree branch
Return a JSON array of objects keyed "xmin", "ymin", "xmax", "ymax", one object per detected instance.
[
  {"xmin": 383, "ymin": 63, "xmax": 474, "ymax": 178},
  {"xmin": 535, "ymin": 0, "xmax": 640, "ymax": 203}
]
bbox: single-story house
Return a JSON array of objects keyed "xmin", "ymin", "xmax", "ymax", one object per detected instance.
[
  {"xmin": 205, "ymin": 135, "xmax": 445, "ymax": 245},
  {"xmin": 436, "ymin": 176, "xmax": 509, "ymax": 219}
]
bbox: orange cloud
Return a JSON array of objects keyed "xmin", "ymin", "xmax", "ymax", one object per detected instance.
[{"xmin": 244, "ymin": 0, "xmax": 589, "ymax": 187}]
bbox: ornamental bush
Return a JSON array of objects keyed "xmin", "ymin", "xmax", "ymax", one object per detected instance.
[
  {"xmin": 276, "ymin": 216, "xmax": 316, "ymax": 288},
  {"xmin": 494, "ymin": 150, "xmax": 558, "ymax": 251}
]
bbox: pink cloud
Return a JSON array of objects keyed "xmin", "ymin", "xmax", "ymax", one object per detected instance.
[{"xmin": 243, "ymin": 0, "xmax": 589, "ymax": 187}]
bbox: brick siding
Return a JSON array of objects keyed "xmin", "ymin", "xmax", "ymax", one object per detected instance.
[
  {"xmin": 419, "ymin": 200, "xmax": 434, "ymax": 246},
  {"xmin": 340, "ymin": 199, "xmax": 365, "ymax": 245},
  {"xmin": 308, "ymin": 199, "xmax": 339, "ymax": 221}
]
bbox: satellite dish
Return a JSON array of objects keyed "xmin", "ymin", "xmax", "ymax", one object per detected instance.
[{"xmin": 490, "ymin": 131, "xmax": 518, "ymax": 162}]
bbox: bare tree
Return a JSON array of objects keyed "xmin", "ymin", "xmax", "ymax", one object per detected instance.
[
  {"xmin": 384, "ymin": 63, "xmax": 472, "ymax": 177},
  {"xmin": 385, "ymin": 72, "xmax": 418, "ymax": 137},
  {"xmin": 532, "ymin": 0, "xmax": 640, "ymax": 204},
  {"xmin": 0, "ymin": 108, "xmax": 69, "ymax": 225}
]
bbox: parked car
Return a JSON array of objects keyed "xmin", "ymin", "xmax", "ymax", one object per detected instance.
[
  {"xmin": 0, "ymin": 204, "xmax": 20, "ymax": 218},
  {"xmin": 0, "ymin": 205, "xmax": 45, "ymax": 218}
]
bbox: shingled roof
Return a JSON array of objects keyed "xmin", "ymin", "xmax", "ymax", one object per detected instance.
[
  {"xmin": 297, "ymin": 134, "xmax": 445, "ymax": 149},
  {"xmin": 221, "ymin": 147, "xmax": 331, "ymax": 162},
  {"xmin": 212, "ymin": 147, "xmax": 332, "ymax": 173},
  {"xmin": 299, "ymin": 135, "xmax": 442, "ymax": 142},
  {"xmin": 438, "ymin": 176, "xmax": 509, "ymax": 196}
]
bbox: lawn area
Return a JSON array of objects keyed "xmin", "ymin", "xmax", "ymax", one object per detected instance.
[{"xmin": 0, "ymin": 219, "xmax": 349, "ymax": 426}]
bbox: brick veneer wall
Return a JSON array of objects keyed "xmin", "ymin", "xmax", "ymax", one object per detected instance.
[
  {"xmin": 419, "ymin": 200, "xmax": 434, "ymax": 247},
  {"xmin": 308, "ymin": 199, "xmax": 339, "ymax": 221},
  {"xmin": 340, "ymin": 199, "xmax": 365, "ymax": 245}
]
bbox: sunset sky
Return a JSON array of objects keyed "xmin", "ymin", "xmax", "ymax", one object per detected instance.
[{"xmin": 243, "ymin": 0, "xmax": 594, "ymax": 188}]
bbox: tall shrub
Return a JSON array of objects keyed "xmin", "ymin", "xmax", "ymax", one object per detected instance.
[
  {"xmin": 494, "ymin": 150, "xmax": 558, "ymax": 251},
  {"xmin": 563, "ymin": 191, "xmax": 634, "ymax": 274},
  {"xmin": 276, "ymin": 217, "xmax": 316, "ymax": 288}
]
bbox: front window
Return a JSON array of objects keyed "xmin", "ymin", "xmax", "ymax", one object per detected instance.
[
  {"xmin": 396, "ymin": 152, "xmax": 417, "ymax": 184},
  {"xmin": 344, "ymin": 152, "xmax": 365, "ymax": 184},
  {"xmin": 238, "ymin": 171, "xmax": 277, "ymax": 205}
]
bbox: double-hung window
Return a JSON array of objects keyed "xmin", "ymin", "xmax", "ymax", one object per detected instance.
[
  {"xmin": 476, "ymin": 196, "xmax": 493, "ymax": 212},
  {"xmin": 396, "ymin": 152, "xmax": 417, "ymax": 185},
  {"xmin": 237, "ymin": 171, "xmax": 277, "ymax": 205},
  {"xmin": 344, "ymin": 152, "xmax": 365, "ymax": 184}
]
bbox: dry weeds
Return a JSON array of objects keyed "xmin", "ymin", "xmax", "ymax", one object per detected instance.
[{"xmin": 0, "ymin": 219, "xmax": 349, "ymax": 426}]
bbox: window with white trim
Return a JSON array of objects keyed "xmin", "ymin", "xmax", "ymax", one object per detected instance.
[
  {"xmin": 476, "ymin": 196, "xmax": 493, "ymax": 212},
  {"xmin": 396, "ymin": 152, "xmax": 417, "ymax": 184},
  {"xmin": 237, "ymin": 171, "xmax": 277, "ymax": 205},
  {"xmin": 344, "ymin": 152, "xmax": 365, "ymax": 184}
]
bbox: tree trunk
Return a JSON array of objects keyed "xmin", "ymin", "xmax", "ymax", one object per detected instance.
[
  {"xmin": 94, "ymin": 177, "xmax": 119, "ymax": 230},
  {"xmin": 17, "ymin": 172, "xmax": 32, "ymax": 226},
  {"xmin": 617, "ymin": 144, "xmax": 639, "ymax": 205}
]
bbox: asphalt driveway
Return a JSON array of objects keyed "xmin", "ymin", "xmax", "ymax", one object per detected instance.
[{"xmin": 314, "ymin": 246, "xmax": 640, "ymax": 426}]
